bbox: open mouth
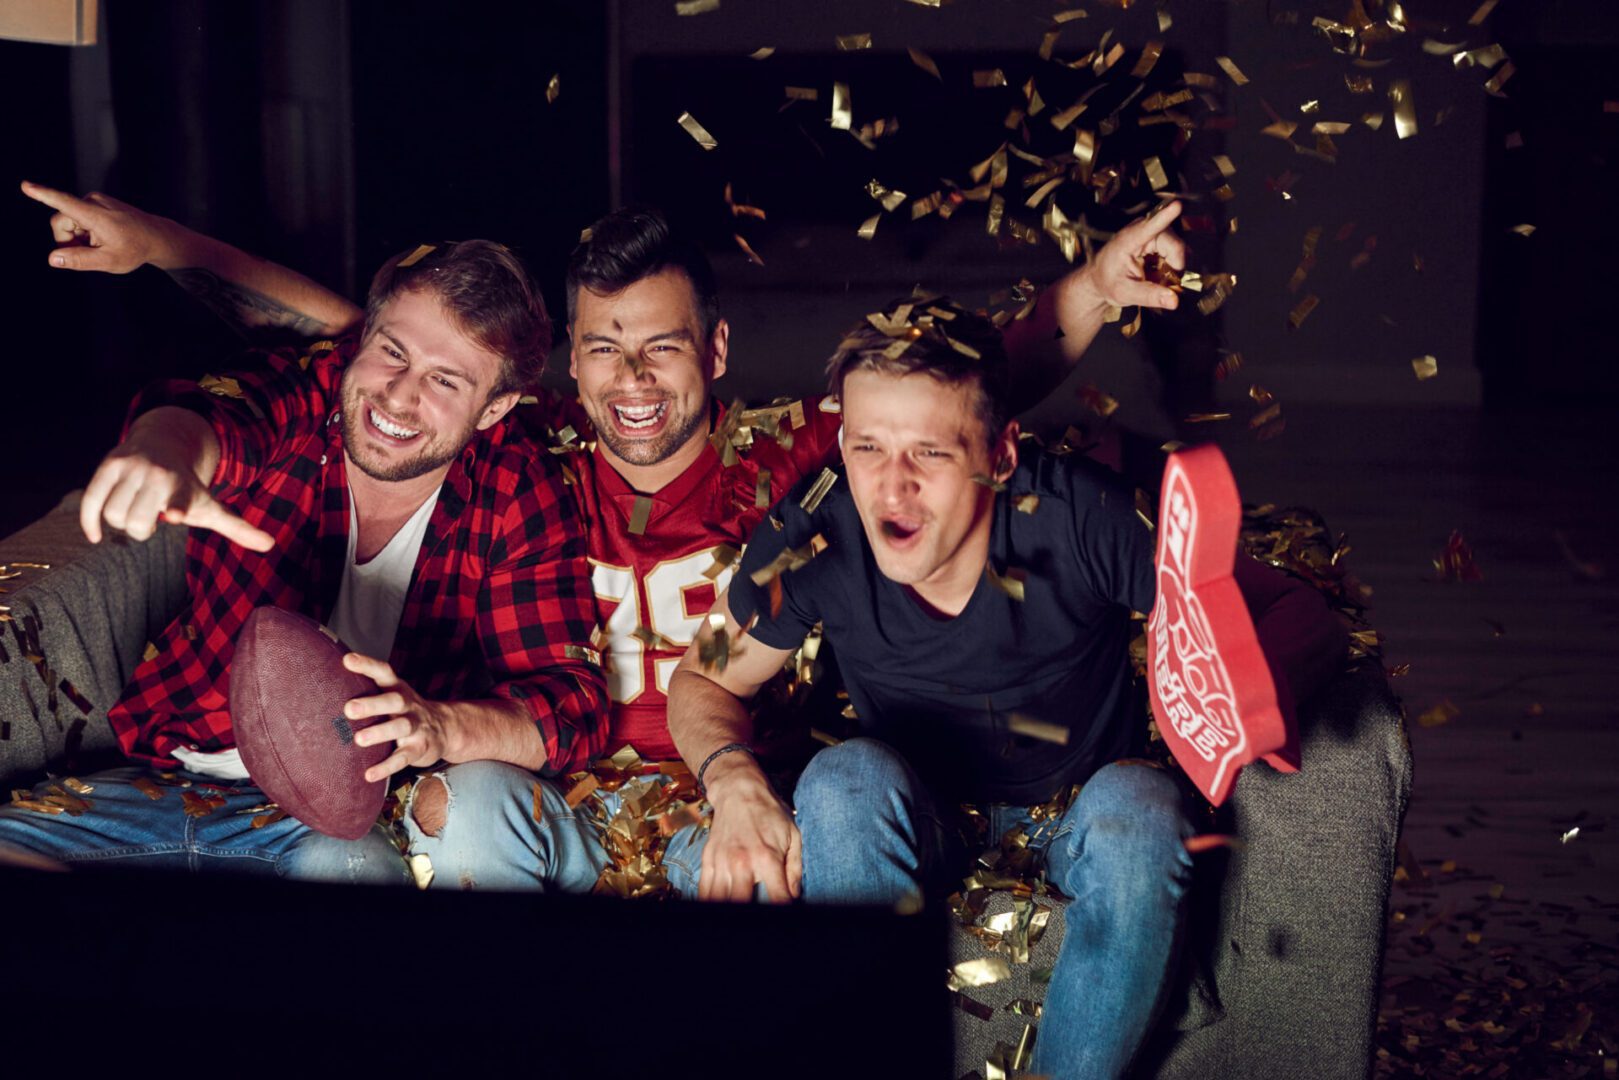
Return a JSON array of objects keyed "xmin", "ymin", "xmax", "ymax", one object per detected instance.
[
  {"xmin": 366, "ymin": 405, "xmax": 423, "ymax": 445},
  {"xmin": 880, "ymin": 516, "xmax": 923, "ymax": 546},
  {"xmin": 609, "ymin": 400, "xmax": 669, "ymax": 432}
]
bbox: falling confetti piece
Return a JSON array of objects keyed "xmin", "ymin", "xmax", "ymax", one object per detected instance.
[
  {"xmin": 1417, "ymin": 699, "xmax": 1460, "ymax": 728},
  {"xmin": 831, "ymin": 81, "xmax": 852, "ymax": 131},
  {"xmin": 908, "ymin": 46, "xmax": 941, "ymax": 80},
  {"xmin": 749, "ymin": 47, "xmax": 775, "ymax": 60},
  {"xmin": 835, "ymin": 32, "xmax": 871, "ymax": 51},
  {"xmin": 856, "ymin": 213, "xmax": 881, "ymax": 240},
  {"xmin": 1215, "ymin": 56, "xmax": 1249, "ymax": 86},
  {"xmin": 1412, "ymin": 355, "xmax": 1438, "ymax": 380},
  {"xmin": 1389, "ymin": 80, "xmax": 1417, "ymax": 139},
  {"xmin": 1509, "ymin": 223, "xmax": 1535, "ymax": 237},
  {"xmin": 674, "ymin": 0, "xmax": 719, "ymax": 13},
  {"xmin": 676, "ymin": 111, "xmax": 718, "ymax": 150},
  {"xmin": 1560, "ymin": 827, "xmax": 1580, "ymax": 844},
  {"xmin": 545, "ymin": 73, "xmax": 560, "ymax": 105}
]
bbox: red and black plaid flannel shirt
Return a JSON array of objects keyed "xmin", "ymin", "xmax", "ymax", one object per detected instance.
[{"xmin": 108, "ymin": 338, "xmax": 610, "ymax": 776}]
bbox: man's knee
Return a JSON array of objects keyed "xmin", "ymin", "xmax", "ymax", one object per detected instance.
[
  {"xmin": 412, "ymin": 775, "xmax": 448, "ymax": 838},
  {"xmin": 795, "ymin": 737, "xmax": 916, "ymax": 808}
]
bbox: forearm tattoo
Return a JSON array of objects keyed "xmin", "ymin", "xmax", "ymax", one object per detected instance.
[{"xmin": 167, "ymin": 267, "xmax": 329, "ymax": 341}]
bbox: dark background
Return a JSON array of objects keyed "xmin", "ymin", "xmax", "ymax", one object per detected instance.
[{"xmin": 2, "ymin": 0, "xmax": 1617, "ymax": 537}]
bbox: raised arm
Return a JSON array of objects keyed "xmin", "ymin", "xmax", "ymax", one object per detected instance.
[
  {"xmin": 1003, "ymin": 200, "xmax": 1186, "ymax": 415},
  {"xmin": 668, "ymin": 591, "xmax": 802, "ymax": 902},
  {"xmin": 21, "ymin": 180, "xmax": 362, "ymax": 341}
]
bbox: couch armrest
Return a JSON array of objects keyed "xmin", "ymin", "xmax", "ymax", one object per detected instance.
[
  {"xmin": 0, "ymin": 493, "xmax": 188, "ymax": 788},
  {"xmin": 1148, "ymin": 664, "xmax": 1413, "ymax": 1079}
]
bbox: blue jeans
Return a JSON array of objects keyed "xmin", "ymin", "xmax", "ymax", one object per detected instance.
[
  {"xmin": 403, "ymin": 759, "xmax": 884, "ymax": 899},
  {"xmin": 0, "ymin": 766, "xmax": 410, "ymax": 885},
  {"xmin": 794, "ymin": 738, "xmax": 1194, "ymax": 1080}
]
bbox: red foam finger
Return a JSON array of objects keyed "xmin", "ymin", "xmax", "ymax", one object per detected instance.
[{"xmin": 1146, "ymin": 445, "xmax": 1293, "ymax": 806}]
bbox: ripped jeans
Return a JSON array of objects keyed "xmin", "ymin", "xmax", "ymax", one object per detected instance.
[
  {"xmin": 399, "ymin": 760, "xmax": 711, "ymax": 895},
  {"xmin": 0, "ymin": 765, "xmax": 410, "ymax": 885}
]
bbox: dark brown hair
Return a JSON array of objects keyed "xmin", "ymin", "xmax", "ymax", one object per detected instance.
[
  {"xmin": 825, "ymin": 296, "xmax": 1011, "ymax": 447},
  {"xmin": 565, "ymin": 206, "xmax": 720, "ymax": 340},
  {"xmin": 364, "ymin": 239, "xmax": 551, "ymax": 398}
]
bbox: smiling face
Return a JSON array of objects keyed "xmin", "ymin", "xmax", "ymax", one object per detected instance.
[
  {"xmin": 841, "ymin": 368, "xmax": 1018, "ymax": 615},
  {"xmin": 340, "ymin": 287, "xmax": 516, "ymax": 484},
  {"xmin": 568, "ymin": 267, "xmax": 728, "ymax": 490}
]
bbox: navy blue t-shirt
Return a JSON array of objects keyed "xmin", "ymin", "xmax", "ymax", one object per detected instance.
[{"xmin": 729, "ymin": 447, "xmax": 1157, "ymax": 805}]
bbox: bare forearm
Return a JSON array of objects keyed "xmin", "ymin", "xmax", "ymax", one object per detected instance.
[
  {"xmin": 159, "ymin": 228, "xmax": 361, "ymax": 340},
  {"xmin": 440, "ymin": 697, "xmax": 548, "ymax": 771},
  {"xmin": 668, "ymin": 668, "xmax": 757, "ymax": 782}
]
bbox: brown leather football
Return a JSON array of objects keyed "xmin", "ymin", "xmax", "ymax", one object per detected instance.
[{"xmin": 230, "ymin": 606, "xmax": 389, "ymax": 841}]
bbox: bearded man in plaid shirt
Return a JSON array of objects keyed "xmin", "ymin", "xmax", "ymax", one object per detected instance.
[{"xmin": 0, "ymin": 203, "xmax": 608, "ymax": 882}]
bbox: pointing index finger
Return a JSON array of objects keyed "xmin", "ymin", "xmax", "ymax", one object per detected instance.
[{"xmin": 20, "ymin": 180, "xmax": 103, "ymax": 225}]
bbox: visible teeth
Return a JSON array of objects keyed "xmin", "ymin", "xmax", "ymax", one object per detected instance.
[
  {"xmin": 613, "ymin": 403, "xmax": 666, "ymax": 429},
  {"xmin": 370, "ymin": 408, "xmax": 419, "ymax": 439}
]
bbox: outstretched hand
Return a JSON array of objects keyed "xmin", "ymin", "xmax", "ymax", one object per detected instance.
[
  {"xmin": 80, "ymin": 439, "xmax": 274, "ymax": 551},
  {"xmin": 20, "ymin": 179, "xmax": 177, "ymax": 274},
  {"xmin": 1068, "ymin": 199, "xmax": 1188, "ymax": 313}
]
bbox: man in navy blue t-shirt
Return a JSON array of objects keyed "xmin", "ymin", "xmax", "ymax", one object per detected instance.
[{"xmin": 668, "ymin": 233, "xmax": 1347, "ymax": 1079}]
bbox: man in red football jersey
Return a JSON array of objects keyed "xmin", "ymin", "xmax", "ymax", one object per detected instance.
[{"xmin": 21, "ymin": 184, "xmax": 1184, "ymax": 893}]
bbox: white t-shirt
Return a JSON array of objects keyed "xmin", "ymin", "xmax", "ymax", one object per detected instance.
[{"xmin": 173, "ymin": 487, "xmax": 439, "ymax": 781}]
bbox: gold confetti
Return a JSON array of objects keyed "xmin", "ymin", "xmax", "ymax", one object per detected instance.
[
  {"xmin": 973, "ymin": 69, "xmax": 1007, "ymax": 89},
  {"xmin": 251, "ymin": 807, "xmax": 287, "ymax": 829},
  {"xmin": 1417, "ymin": 699, "xmax": 1460, "ymax": 728},
  {"xmin": 627, "ymin": 496, "xmax": 652, "ymax": 536},
  {"xmin": 1412, "ymin": 355, "xmax": 1438, "ymax": 380},
  {"xmin": 1215, "ymin": 56, "xmax": 1249, "ymax": 86},
  {"xmin": 986, "ymin": 566, "xmax": 1027, "ymax": 602},
  {"xmin": 856, "ymin": 213, "xmax": 881, "ymax": 240},
  {"xmin": 198, "ymin": 374, "xmax": 245, "ymax": 399},
  {"xmin": 181, "ymin": 790, "xmax": 227, "ymax": 818},
  {"xmin": 564, "ymin": 774, "xmax": 600, "ymax": 808},
  {"xmin": 1008, "ymin": 715, "xmax": 1069, "ymax": 745},
  {"xmin": 908, "ymin": 47, "xmax": 941, "ymax": 80},
  {"xmin": 1185, "ymin": 412, "xmax": 1231, "ymax": 423},
  {"xmin": 799, "ymin": 469, "xmax": 839, "ymax": 514},
  {"xmin": 783, "ymin": 85, "xmax": 818, "ymax": 102},
  {"xmin": 1014, "ymin": 494, "xmax": 1039, "ymax": 514},
  {"xmin": 866, "ymin": 179, "xmax": 906, "ymax": 211},
  {"xmin": 674, "ymin": 0, "xmax": 719, "ymax": 13},
  {"xmin": 545, "ymin": 73, "xmax": 561, "ymax": 105},
  {"xmin": 1483, "ymin": 62, "xmax": 1516, "ymax": 96},
  {"xmin": 1052, "ymin": 8, "xmax": 1087, "ymax": 23},
  {"xmin": 62, "ymin": 777, "xmax": 93, "ymax": 795},
  {"xmin": 396, "ymin": 244, "xmax": 435, "ymax": 268},
  {"xmin": 1287, "ymin": 294, "xmax": 1320, "ymax": 330},
  {"xmin": 1468, "ymin": 0, "xmax": 1500, "ymax": 26},
  {"xmin": 1130, "ymin": 40, "xmax": 1164, "ymax": 79},
  {"xmin": 835, "ymin": 33, "xmax": 871, "ymax": 51},
  {"xmin": 562, "ymin": 644, "xmax": 602, "ymax": 666},
  {"xmin": 1561, "ymin": 826, "xmax": 1581, "ymax": 844},
  {"xmin": 676, "ymin": 111, "xmax": 718, "ymax": 150},
  {"xmin": 1143, "ymin": 156, "xmax": 1169, "ymax": 191},
  {"xmin": 703, "ymin": 544, "xmax": 740, "ymax": 581},
  {"xmin": 132, "ymin": 777, "xmax": 164, "ymax": 801},
  {"xmin": 830, "ymin": 81, "xmax": 852, "ymax": 132},
  {"xmin": 733, "ymin": 233, "xmax": 765, "ymax": 267},
  {"xmin": 948, "ymin": 956, "xmax": 1013, "ymax": 991},
  {"xmin": 749, "ymin": 47, "xmax": 775, "ymax": 61},
  {"xmin": 1389, "ymin": 80, "xmax": 1417, "ymax": 139},
  {"xmin": 1509, "ymin": 223, "xmax": 1535, "ymax": 237}
]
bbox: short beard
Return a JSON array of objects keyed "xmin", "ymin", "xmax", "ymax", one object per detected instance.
[
  {"xmin": 593, "ymin": 403, "xmax": 708, "ymax": 467},
  {"xmin": 340, "ymin": 376, "xmax": 474, "ymax": 483}
]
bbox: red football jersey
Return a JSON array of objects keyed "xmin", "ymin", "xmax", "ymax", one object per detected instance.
[{"xmin": 520, "ymin": 395, "xmax": 843, "ymax": 761}]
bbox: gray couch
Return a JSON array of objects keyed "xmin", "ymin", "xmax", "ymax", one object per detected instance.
[{"xmin": 0, "ymin": 494, "xmax": 1411, "ymax": 1078}]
